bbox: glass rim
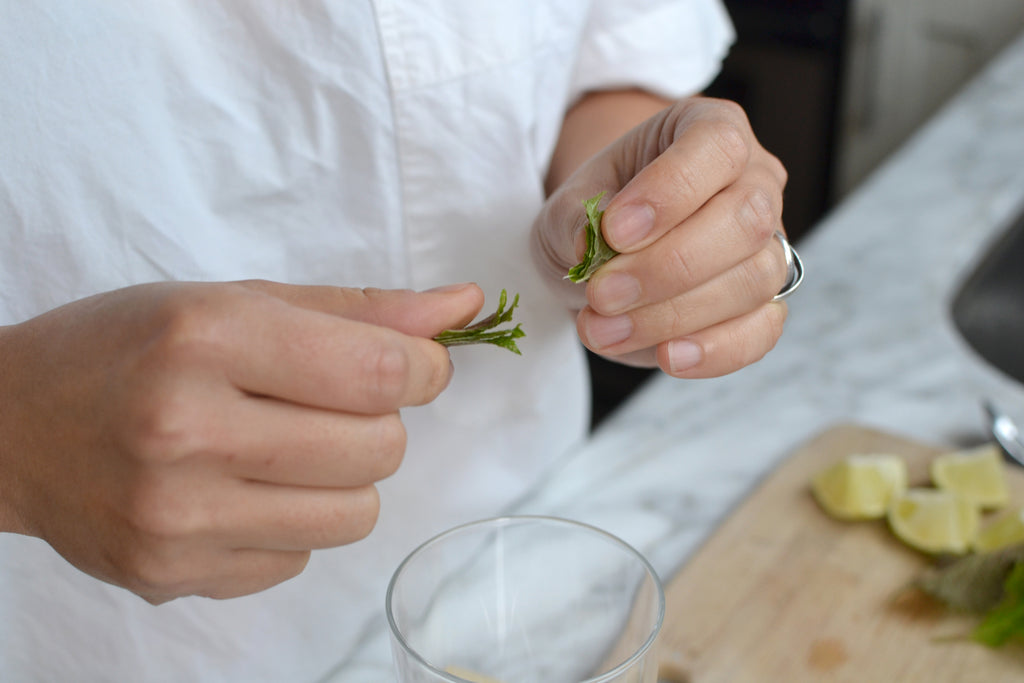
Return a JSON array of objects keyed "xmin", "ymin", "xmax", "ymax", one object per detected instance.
[{"xmin": 385, "ymin": 514, "xmax": 666, "ymax": 683}]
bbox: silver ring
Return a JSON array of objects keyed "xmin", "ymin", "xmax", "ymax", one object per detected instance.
[{"xmin": 772, "ymin": 231, "xmax": 804, "ymax": 302}]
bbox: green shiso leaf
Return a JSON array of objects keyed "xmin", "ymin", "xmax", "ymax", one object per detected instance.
[
  {"xmin": 433, "ymin": 289, "xmax": 524, "ymax": 355},
  {"xmin": 566, "ymin": 191, "xmax": 618, "ymax": 283}
]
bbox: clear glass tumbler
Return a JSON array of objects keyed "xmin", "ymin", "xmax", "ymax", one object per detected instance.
[{"xmin": 386, "ymin": 516, "xmax": 664, "ymax": 683}]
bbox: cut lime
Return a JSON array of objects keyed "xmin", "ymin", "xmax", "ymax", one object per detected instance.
[
  {"xmin": 811, "ymin": 454, "xmax": 908, "ymax": 520},
  {"xmin": 974, "ymin": 506, "xmax": 1024, "ymax": 552},
  {"xmin": 887, "ymin": 488, "xmax": 980, "ymax": 554},
  {"xmin": 930, "ymin": 444, "xmax": 1009, "ymax": 510}
]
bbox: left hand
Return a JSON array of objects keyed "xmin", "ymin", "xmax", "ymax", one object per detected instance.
[{"xmin": 532, "ymin": 96, "xmax": 791, "ymax": 378}]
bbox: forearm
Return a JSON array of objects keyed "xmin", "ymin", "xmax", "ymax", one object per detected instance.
[{"xmin": 544, "ymin": 89, "xmax": 673, "ymax": 195}]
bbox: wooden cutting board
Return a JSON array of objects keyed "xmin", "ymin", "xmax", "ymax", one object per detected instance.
[{"xmin": 656, "ymin": 424, "xmax": 1024, "ymax": 682}]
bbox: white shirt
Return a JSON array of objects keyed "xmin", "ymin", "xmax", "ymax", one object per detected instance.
[{"xmin": 0, "ymin": 1, "xmax": 732, "ymax": 680}]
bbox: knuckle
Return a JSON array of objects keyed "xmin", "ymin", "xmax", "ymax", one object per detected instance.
[
  {"xmin": 113, "ymin": 481, "xmax": 210, "ymax": 595},
  {"xmin": 141, "ymin": 593, "xmax": 174, "ymax": 606},
  {"xmin": 666, "ymin": 294, "xmax": 698, "ymax": 334},
  {"xmin": 153, "ymin": 292, "xmax": 224, "ymax": 351},
  {"xmin": 344, "ymin": 287, "xmax": 375, "ymax": 309},
  {"xmin": 765, "ymin": 152, "xmax": 788, "ymax": 186},
  {"xmin": 720, "ymin": 324, "xmax": 755, "ymax": 372},
  {"xmin": 343, "ymin": 287, "xmax": 394, "ymax": 315},
  {"xmin": 665, "ymin": 154, "xmax": 704, "ymax": 202},
  {"xmin": 426, "ymin": 347, "xmax": 454, "ymax": 398},
  {"xmin": 731, "ymin": 306, "xmax": 786, "ymax": 369},
  {"xmin": 711, "ymin": 97, "xmax": 749, "ymax": 125},
  {"xmin": 123, "ymin": 477, "xmax": 202, "ymax": 541},
  {"xmin": 252, "ymin": 553, "xmax": 313, "ymax": 594},
  {"xmin": 123, "ymin": 295, "xmax": 230, "ymax": 418},
  {"xmin": 117, "ymin": 546, "xmax": 191, "ymax": 597},
  {"xmin": 737, "ymin": 187, "xmax": 776, "ymax": 242},
  {"xmin": 703, "ymin": 116, "xmax": 750, "ymax": 169},
  {"xmin": 365, "ymin": 343, "xmax": 411, "ymax": 406},
  {"xmin": 266, "ymin": 552, "xmax": 311, "ymax": 588},
  {"xmin": 747, "ymin": 247, "xmax": 783, "ymax": 298},
  {"xmin": 664, "ymin": 242, "xmax": 700, "ymax": 289},
  {"xmin": 200, "ymin": 552, "xmax": 311, "ymax": 600},
  {"xmin": 348, "ymin": 486, "xmax": 381, "ymax": 542},
  {"xmin": 371, "ymin": 414, "xmax": 407, "ymax": 479},
  {"xmin": 234, "ymin": 278, "xmax": 274, "ymax": 293},
  {"xmin": 121, "ymin": 385, "xmax": 205, "ymax": 465},
  {"xmin": 766, "ymin": 300, "xmax": 788, "ymax": 340},
  {"xmin": 733, "ymin": 249, "xmax": 778, "ymax": 305},
  {"xmin": 282, "ymin": 551, "xmax": 312, "ymax": 582}
]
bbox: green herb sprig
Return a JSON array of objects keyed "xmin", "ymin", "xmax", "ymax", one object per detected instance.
[
  {"xmin": 433, "ymin": 289, "xmax": 525, "ymax": 355},
  {"xmin": 972, "ymin": 561, "xmax": 1024, "ymax": 647},
  {"xmin": 566, "ymin": 191, "xmax": 618, "ymax": 283}
]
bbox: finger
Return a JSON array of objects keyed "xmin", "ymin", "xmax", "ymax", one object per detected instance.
[
  {"xmin": 578, "ymin": 242, "xmax": 789, "ymax": 356},
  {"xmin": 135, "ymin": 474, "xmax": 383, "ymax": 553},
  {"xmin": 138, "ymin": 549, "xmax": 312, "ymax": 603},
  {"xmin": 212, "ymin": 480, "xmax": 382, "ymax": 552},
  {"xmin": 220, "ymin": 289, "xmax": 455, "ymax": 413},
  {"xmin": 196, "ymin": 549, "xmax": 312, "ymax": 600},
  {"xmin": 656, "ymin": 302, "xmax": 787, "ymax": 379},
  {"xmin": 207, "ymin": 396, "xmax": 407, "ymax": 488},
  {"xmin": 237, "ymin": 280, "xmax": 486, "ymax": 338},
  {"xmin": 587, "ymin": 162, "xmax": 784, "ymax": 316},
  {"xmin": 601, "ymin": 99, "xmax": 756, "ymax": 252}
]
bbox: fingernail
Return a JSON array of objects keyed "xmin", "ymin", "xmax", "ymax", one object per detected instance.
[
  {"xmin": 424, "ymin": 282, "xmax": 474, "ymax": 294},
  {"xmin": 592, "ymin": 272, "xmax": 641, "ymax": 314},
  {"xmin": 668, "ymin": 339, "xmax": 703, "ymax": 374},
  {"xmin": 585, "ymin": 314, "xmax": 633, "ymax": 349},
  {"xmin": 607, "ymin": 203, "xmax": 655, "ymax": 249}
]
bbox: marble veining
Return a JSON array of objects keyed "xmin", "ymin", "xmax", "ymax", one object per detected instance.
[{"xmin": 328, "ymin": 31, "xmax": 1024, "ymax": 681}]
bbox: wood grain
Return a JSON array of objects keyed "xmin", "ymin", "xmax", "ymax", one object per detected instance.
[{"xmin": 656, "ymin": 424, "xmax": 1024, "ymax": 682}]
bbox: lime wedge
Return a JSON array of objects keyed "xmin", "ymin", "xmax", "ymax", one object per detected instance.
[
  {"xmin": 887, "ymin": 488, "xmax": 980, "ymax": 554},
  {"xmin": 811, "ymin": 454, "xmax": 908, "ymax": 520},
  {"xmin": 931, "ymin": 444, "xmax": 1009, "ymax": 510}
]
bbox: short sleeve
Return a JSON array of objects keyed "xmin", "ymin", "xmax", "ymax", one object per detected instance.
[{"xmin": 569, "ymin": 0, "xmax": 735, "ymax": 104}]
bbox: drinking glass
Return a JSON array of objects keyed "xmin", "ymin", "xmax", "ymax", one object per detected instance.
[{"xmin": 386, "ymin": 516, "xmax": 664, "ymax": 683}]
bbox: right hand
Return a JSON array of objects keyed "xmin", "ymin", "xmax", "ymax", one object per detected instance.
[{"xmin": 0, "ymin": 280, "xmax": 484, "ymax": 603}]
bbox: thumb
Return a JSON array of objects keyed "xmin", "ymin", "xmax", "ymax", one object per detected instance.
[{"xmin": 237, "ymin": 280, "xmax": 486, "ymax": 338}]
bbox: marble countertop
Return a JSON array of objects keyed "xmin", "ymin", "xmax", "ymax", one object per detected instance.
[{"xmin": 335, "ymin": 30, "xmax": 1024, "ymax": 681}]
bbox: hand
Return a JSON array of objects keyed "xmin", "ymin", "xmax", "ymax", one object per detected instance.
[
  {"xmin": 533, "ymin": 96, "xmax": 790, "ymax": 378},
  {"xmin": 0, "ymin": 280, "xmax": 484, "ymax": 603}
]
